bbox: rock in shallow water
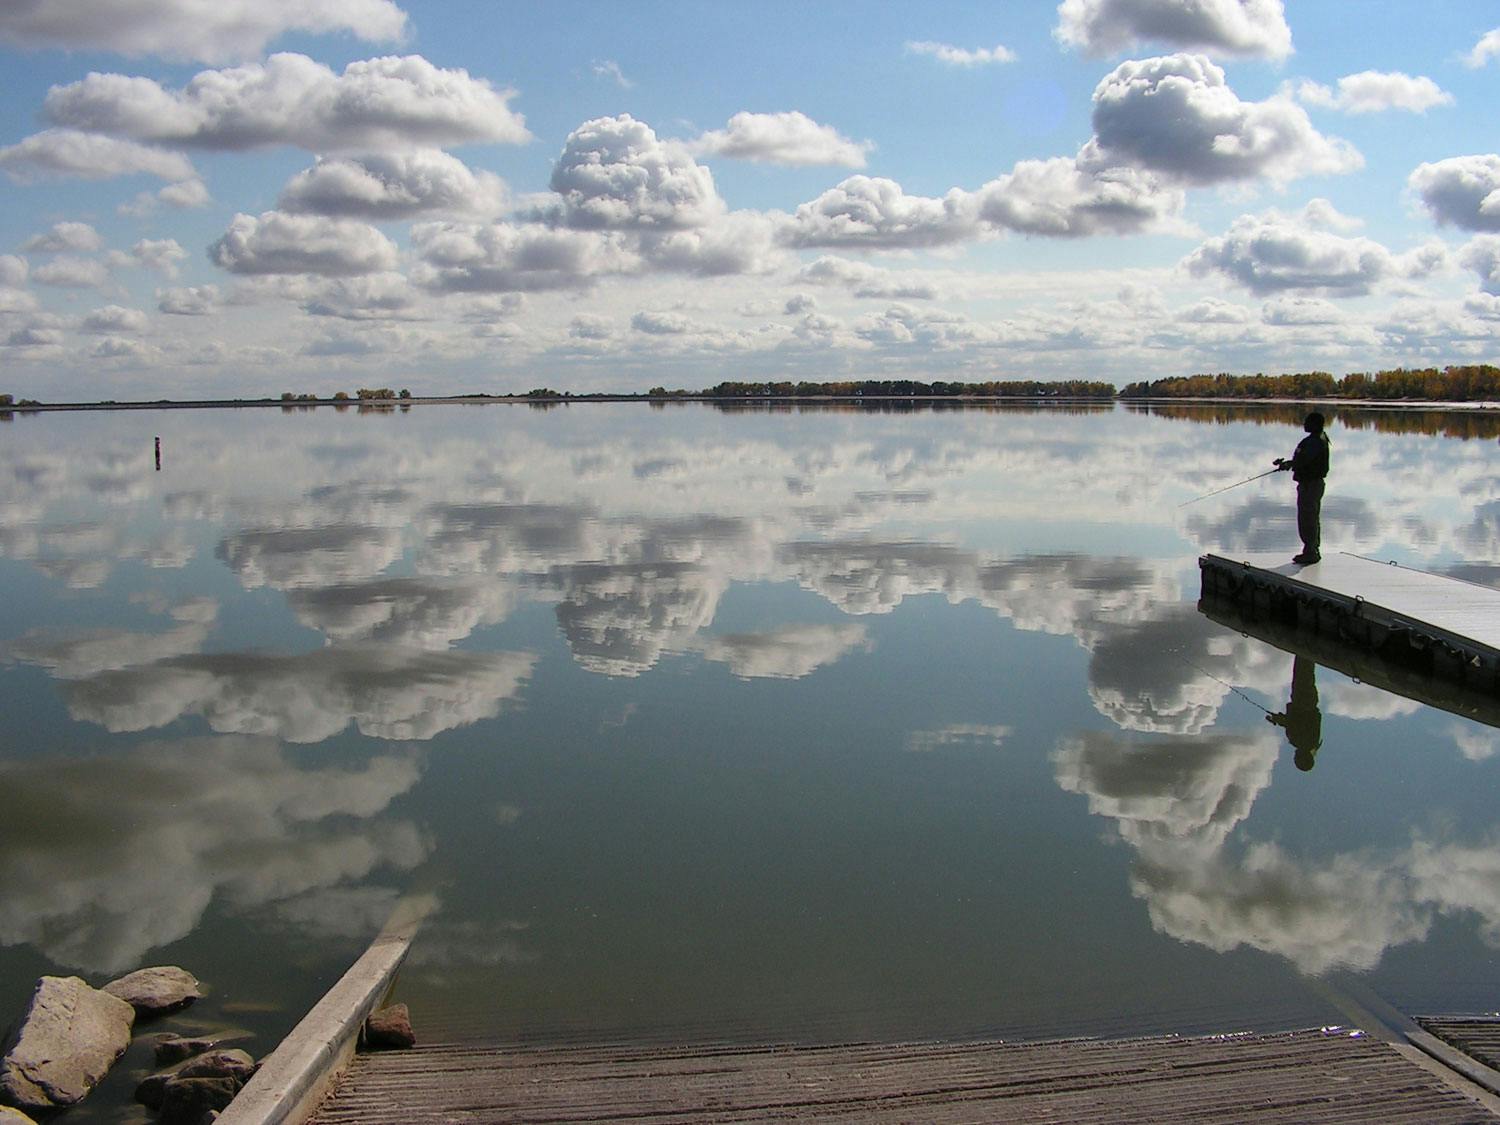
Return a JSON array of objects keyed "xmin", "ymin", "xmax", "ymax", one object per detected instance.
[
  {"xmin": 0, "ymin": 976, "xmax": 135, "ymax": 1111},
  {"xmin": 365, "ymin": 1003, "xmax": 415, "ymax": 1049},
  {"xmin": 159, "ymin": 1076, "xmax": 239, "ymax": 1125},
  {"xmin": 154, "ymin": 1035, "xmax": 222, "ymax": 1066},
  {"xmin": 178, "ymin": 1049, "xmax": 257, "ymax": 1084},
  {"xmin": 137, "ymin": 1049, "xmax": 257, "ymax": 1110},
  {"xmin": 102, "ymin": 966, "xmax": 202, "ymax": 1018}
]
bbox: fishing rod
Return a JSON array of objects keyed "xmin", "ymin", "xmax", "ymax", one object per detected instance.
[{"xmin": 1177, "ymin": 466, "xmax": 1282, "ymax": 508}]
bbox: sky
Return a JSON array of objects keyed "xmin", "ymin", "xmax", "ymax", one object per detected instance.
[{"xmin": 1, "ymin": 0, "xmax": 1498, "ymax": 400}]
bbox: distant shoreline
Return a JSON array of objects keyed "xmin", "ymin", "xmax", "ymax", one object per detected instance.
[{"xmin": 7, "ymin": 394, "xmax": 1500, "ymax": 413}]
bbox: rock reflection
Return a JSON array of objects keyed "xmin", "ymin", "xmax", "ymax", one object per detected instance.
[{"xmin": 0, "ymin": 736, "xmax": 427, "ymax": 974}]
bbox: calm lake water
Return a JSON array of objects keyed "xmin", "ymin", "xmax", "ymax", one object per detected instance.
[{"xmin": 4, "ymin": 402, "xmax": 1500, "ymax": 1087}]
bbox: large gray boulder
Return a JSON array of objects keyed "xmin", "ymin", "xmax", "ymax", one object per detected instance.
[
  {"xmin": 0, "ymin": 976, "xmax": 135, "ymax": 1111},
  {"xmin": 101, "ymin": 966, "xmax": 202, "ymax": 1018}
]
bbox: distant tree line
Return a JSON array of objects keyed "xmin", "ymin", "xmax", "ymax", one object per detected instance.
[
  {"xmin": 1133, "ymin": 402, "xmax": 1500, "ymax": 441},
  {"xmin": 1118, "ymin": 366, "xmax": 1500, "ymax": 401},
  {"xmin": 698, "ymin": 379, "xmax": 1116, "ymax": 398},
  {"xmin": 277, "ymin": 388, "xmax": 408, "ymax": 401}
]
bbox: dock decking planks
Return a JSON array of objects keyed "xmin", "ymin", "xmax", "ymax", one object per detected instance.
[
  {"xmin": 1421, "ymin": 1019, "xmax": 1500, "ymax": 1075},
  {"xmin": 306, "ymin": 1028, "xmax": 1500, "ymax": 1123}
]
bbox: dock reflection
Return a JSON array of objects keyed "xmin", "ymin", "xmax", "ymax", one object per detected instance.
[{"xmin": 1199, "ymin": 595, "xmax": 1500, "ymax": 732}]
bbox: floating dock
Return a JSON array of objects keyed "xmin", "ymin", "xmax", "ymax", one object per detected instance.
[{"xmin": 1200, "ymin": 551, "xmax": 1500, "ymax": 690}]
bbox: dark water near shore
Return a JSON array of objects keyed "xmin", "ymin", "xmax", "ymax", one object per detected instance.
[{"xmin": 3, "ymin": 402, "xmax": 1499, "ymax": 1091}]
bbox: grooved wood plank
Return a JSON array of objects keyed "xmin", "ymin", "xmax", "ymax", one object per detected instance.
[
  {"xmin": 307, "ymin": 1028, "xmax": 1500, "ymax": 1123},
  {"xmin": 1419, "ymin": 1018, "xmax": 1500, "ymax": 1073}
]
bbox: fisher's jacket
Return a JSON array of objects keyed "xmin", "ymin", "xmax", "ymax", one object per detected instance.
[{"xmin": 1290, "ymin": 431, "xmax": 1330, "ymax": 483}]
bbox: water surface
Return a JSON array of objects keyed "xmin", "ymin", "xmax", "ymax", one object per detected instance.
[{"xmin": 3, "ymin": 402, "xmax": 1499, "ymax": 1078}]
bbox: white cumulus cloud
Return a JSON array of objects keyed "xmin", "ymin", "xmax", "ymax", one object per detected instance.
[
  {"xmin": 1055, "ymin": 0, "xmax": 1292, "ymax": 59},
  {"xmin": 781, "ymin": 176, "xmax": 977, "ymax": 249},
  {"xmin": 32, "ymin": 256, "xmax": 108, "ymax": 288},
  {"xmin": 1293, "ymin": 72, "xmax": 1452, "ymax": 115},
  {"xmin": 1085, "ymin": 54, "xmax": 1360, "ymax": 186},
  {"xmin": 411, "ymin": 220, "xmax": 636, "ymax": 292},
  {"xmin": 906, "ymin": 40, "xmax": 1017, "ymax": 66},
  {"xmin": 21, "ymin": 221, "xmax": 102, "ymax": 253},
  {"xmin": 0, "ymin": 255, "xmax": 28, "ymax": 288},
  {"xmin": 80, "ymin": 304, "xmax": 148, "ymax": 334},
  {"xmin": 1465, "ymin": 28, "xmax": 1500, "ymax": 68},
  {"xmin": 545, "ymin": 115, "xmax": 724, "ymax": 230},
  {"xmin": 157, "ymin": 284, "xmax": 220, "ymax": 315},
  {"xmin": 0, "ymin": 128, "xmax": 196, "ymax": 182},
  {"xmin": 43, "ymin": 53, "xmax": 529, "ymax": 153},
  {"xmin": 976, "ymin": 156, "xmax": 1183, "ymax": 237},
  {"xmin": 1184, "ymin": 203, "xmax": 1427, "ymax": 295},
  {"xmin": 797, "ymin": 257, "xmax": 941, "ymax": 300},
  {"xmin": 115, "ymin": 237, "xmax": 188, "ymax": 276},
  {"xmin": 689, "ymin": 111, "xmax": 872, "ymax": 168},
  {"xmin": 0, "ymin": 0, "xmax": 408, "ymax": 63},
  {"xmin": 210, "ymin": 211, "xmax": 399, "ymax": 276},
  {"xmin": 278, "ymin": 149, "xmax": 508, "ymax": 219},
  {"xmin": 1461, "ymin": 236, "xmax": 1500, "ymax": 296},
  {"xmin": 1409, "ymin": 155, "xmax": 1500, "ymax": 232}
]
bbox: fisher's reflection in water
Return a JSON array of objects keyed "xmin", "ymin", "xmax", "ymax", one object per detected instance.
[{"xmin": 1267, "ymin": 655, "xmax": 1323, "ymax": 771}]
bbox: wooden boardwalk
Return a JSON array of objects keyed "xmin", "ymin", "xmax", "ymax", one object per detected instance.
[{"xmin": 306, "ymin": 1027, "xmax": 1500, "ymax": 1123}]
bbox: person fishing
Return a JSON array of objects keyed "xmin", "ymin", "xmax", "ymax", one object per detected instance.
[{"xmin": 1273, "ymin": 411, "xmax": 1330, "ymax": 565}]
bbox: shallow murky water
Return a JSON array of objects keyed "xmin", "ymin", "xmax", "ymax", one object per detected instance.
[{"xmin": 3, "ymin": 402, "xmax": 1499, "ymax": 1086}]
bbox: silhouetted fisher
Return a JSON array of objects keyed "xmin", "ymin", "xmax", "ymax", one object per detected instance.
[
  {"xmin": 1273, "ymin": 411, "xmax": 1330, "ymax": 565},
  {"xmin": 154, "ymin": 435, "xmax": 161, "ymax": 472}
]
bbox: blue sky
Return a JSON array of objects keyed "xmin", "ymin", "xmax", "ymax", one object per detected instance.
[{"xmin": 1, "ymin": 0, "xmax": 1498, "ymax": 399}]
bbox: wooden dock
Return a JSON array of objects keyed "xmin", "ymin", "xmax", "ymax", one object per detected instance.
[
  {"xmin": 305, "ymin": 1026, "xmax": 1500, "ymax": 1123},
  {"xmin": 1200, "ymin": 551, "xmax": 1500, "ymax": 689}
]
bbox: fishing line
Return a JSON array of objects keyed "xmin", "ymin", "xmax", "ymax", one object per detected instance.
[{"xmin": 1170, "ymin": 650, "xmax": 1274, "ymax": 716}]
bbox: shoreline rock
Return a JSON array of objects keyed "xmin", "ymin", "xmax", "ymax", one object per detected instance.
[
  {"xmin": 137, "ymin": 1049, "xmax": 257, "ymax": 1111},
  {"xmin": 364, "ymin": 1003, "xmax": 415, "ymax": 1049},
  {"xmin": 102, "ymin": 967, "xmax": 202, "ymax": 1019},
  {"xmin": 0, "ymin": 976, "xmax": 135, "ymax": 1111}
]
